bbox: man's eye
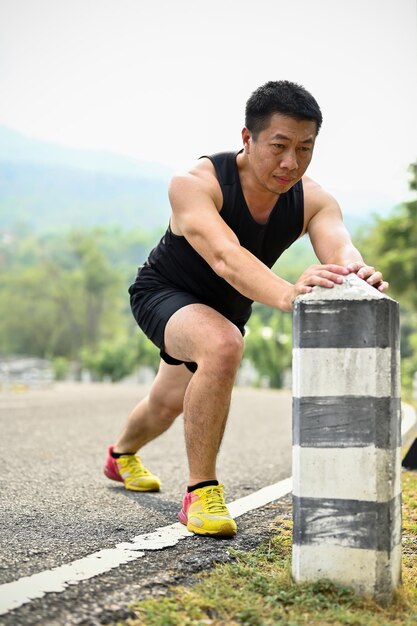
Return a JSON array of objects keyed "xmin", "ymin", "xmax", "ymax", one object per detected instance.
[
  {"xmin": 298, "ymin": 146, "xmax": 311, "ymax": 153},
  {"xmin": 273, "ymin": 144, "xmax": 285, "ymax": 149}
]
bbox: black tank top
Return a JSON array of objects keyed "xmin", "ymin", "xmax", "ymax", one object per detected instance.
[{"xmin": 137, "ymin": 151, "xmax": 304, "ymax": 326}]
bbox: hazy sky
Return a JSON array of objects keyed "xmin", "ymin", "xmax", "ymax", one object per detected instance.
[{"xmin": 1, "ymin": 0, "xmax": 416, "ymax": 214}]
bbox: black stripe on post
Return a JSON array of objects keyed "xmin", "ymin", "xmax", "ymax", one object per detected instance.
[
  {"xmin": 293, "ymin": 396, "xmax": 401, "ymax": 448},
  {"xmin": 293, "ymin": 299, "xmax": 399, "ymax": 349},
  {"xmin": 293, "ymin": 494, "xmax": 401, "ymax": 552}
]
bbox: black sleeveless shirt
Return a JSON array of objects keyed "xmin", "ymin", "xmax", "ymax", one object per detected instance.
[{"xmin": 137, "ymin": 151, "xmax": 304, "ymax": 327}]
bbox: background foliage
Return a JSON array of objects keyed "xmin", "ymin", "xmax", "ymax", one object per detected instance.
[
  {"xmin": 357, "ymin": 163, "xmax": 417, "ymax": 393},
  {"xmin": 0, "ymin": 163, "xmax": 415, "ymax": 389}
]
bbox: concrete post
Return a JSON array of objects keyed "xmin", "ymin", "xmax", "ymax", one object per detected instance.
[{"xmin": 292, "ymin": 273, "xmax": 401, "ymax": 603}]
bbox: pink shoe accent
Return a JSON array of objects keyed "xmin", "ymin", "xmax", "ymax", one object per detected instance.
[
  {"xmin": 103, "ymin": 445, "xmax": 124, "ymax": 483},
  {"xmin": 178, "ymin": 490, "xmax": 197, "ymax": 525}
]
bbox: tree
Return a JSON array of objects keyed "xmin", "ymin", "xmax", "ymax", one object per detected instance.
[
  {"xmin": 359, "ymin": 161, "xmax": 417, "ymax": 392},
  {"xmin": 244, "ymin": 306, "xmax": 292, "ymax": 388},
  {"xmin": 0, "ymin": 229, "xmax": 127, "ymax": 360},
  {"xmin": 80, "ymin": 337, "xmax": 137, "ymax": 382}
]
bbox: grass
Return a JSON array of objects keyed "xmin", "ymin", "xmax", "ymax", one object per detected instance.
[{"xmin": 120, "ymin": 472, "xmax": 417, "ymax": 626}]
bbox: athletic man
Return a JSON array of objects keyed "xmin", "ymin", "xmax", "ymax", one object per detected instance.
[{"xmin": 104, "ymin": 81, "xmax": 388, "ymax": 537}]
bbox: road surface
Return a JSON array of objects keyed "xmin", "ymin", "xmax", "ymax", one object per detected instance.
[{"xmin": 0, "ymin": 382, "xmax": 293, "ymax": 625}]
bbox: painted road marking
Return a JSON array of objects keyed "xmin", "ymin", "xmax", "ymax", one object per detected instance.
[{"xmin": 0, "ymin": 477, "xmax": 292, "ymax": 616}]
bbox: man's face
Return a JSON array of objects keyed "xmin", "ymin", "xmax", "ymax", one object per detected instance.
[{"xmin": 243, "ymin": 113, "xmax": 317, "ymax": 194}]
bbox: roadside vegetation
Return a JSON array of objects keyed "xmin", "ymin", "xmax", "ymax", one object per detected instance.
[
  {"xmin": 0, "ymin": 161, "xmax": 415, "ymax": 391},
  {"xmin": 119, "ymin": 471, "xmax": 417, "ymax": 626}
]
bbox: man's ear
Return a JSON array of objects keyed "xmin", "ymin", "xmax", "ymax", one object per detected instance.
[{"xmin": 241, "ymin": 127, "xmax": 251, "ymax": 153}]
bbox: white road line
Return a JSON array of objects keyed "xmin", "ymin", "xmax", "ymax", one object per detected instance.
[{"xmin": 0, "ymin": 477, "xmax": 292, "ymax": 616}]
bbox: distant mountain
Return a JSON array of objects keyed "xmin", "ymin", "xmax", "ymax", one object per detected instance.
[
  {"xmin": 0, "ymin": 126, "xmax": 173, "ymax": 180},
  {"xmin": 0, "ymin": 126, "xmax": 173, "ymax": 232},
  {"xmin": 0, "ymin": 125, "xmax": 377, "ymax": 235},
  {"xmin": 0, "ymin": 160, "xmax": 172, "ymax": 231}
]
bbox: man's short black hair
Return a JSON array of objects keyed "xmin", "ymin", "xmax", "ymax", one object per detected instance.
[{"xmin": 245, "ymin": 80, "xmax": 323, "ymax": 139}]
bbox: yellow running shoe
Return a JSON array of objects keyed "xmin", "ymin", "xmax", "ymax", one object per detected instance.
[
  {"xmin": 104, "ymin": 445, "xmax": 161, "ymax": 492},
  {"xmin": 178, "ymin": 483, "xmax": 237, "ymax": 536}
]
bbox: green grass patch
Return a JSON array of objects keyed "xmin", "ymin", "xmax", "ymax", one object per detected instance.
[{"xmin": 122, "ymin": 472, "xmax": 417, "ymax": 626}]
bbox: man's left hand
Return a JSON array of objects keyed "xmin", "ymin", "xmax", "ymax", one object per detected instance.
[{"xmin": 346, "ymin": 262, "xmax": 389, "ymax": 292}]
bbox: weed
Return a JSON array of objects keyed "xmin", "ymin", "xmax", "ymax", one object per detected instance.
[{"xmin": 123, "ymin": 471, "xmax": 417, "ymax": 626}]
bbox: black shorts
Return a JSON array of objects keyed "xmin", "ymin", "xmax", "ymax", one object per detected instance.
[
  {"xmin": 129, "ymin": 269, "xmax": 245, "ymax": 374},
  {"xmin": 129, "ymin": 279, "xmax": 200, "ymax": 372}
]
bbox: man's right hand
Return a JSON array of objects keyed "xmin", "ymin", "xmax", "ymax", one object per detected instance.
[{"xmin": 281, "ymin": 264, "xmax": 350, "ymax": 311}]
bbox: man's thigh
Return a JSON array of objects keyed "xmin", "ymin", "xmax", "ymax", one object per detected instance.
[{"xmin": 163, "ymin": 303, "xmax": 243, "ymax": 364}]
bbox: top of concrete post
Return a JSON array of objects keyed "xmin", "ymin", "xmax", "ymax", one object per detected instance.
[{"xmin": 294, "ymin": 272, "xmax": 394, "ymax": 303}]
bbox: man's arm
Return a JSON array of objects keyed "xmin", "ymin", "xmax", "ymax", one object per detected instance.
[
  {"xmin": 304, "ymin": 177, "xmax": 388, "ymax": 292},
  {"xmin": 168, "ymin": 163, "xmax": 350, "ymax": 311}
]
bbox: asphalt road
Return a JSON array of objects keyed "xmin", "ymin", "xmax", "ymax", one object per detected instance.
[{"xmin": 0, "ymin": 382, "xmax": 293, "ymax": 625}]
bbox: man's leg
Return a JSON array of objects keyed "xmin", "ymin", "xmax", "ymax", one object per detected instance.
[
  {"xmin": 163, "ymin": 303, "xmax": 244, "ymax": 486},
  {"xmin": 164, "ymin": 303, "xmax": 243, "ymax": 536},
  {"xmin": 113, "ymin": 360, "xmax": 193, "ymax": 453},
  {"xmin": 104, "ymin": 360, "xmax": 192, "ymax": 491}
]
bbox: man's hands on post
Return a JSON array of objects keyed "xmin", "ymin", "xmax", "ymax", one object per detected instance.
[
  {"xmin": 345, "ymin": 261, "xmax": 389, "ymax": 293},
  {"xmin": 281, "ymin": 264, "xmax": 349, "ymax": 311},
  {"xmin": 282, "ymin": 262, "xmax": 388, "ymax": 311}
]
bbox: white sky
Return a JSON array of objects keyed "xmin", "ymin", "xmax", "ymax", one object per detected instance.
[{"xmin": 1, "ymin": 0, "xmax": 416, "ymax": 214}]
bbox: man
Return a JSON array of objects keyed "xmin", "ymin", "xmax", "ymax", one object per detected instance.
[{"xmin": 104, "ymin": 81, "xmax": 388, "ymax": 537}]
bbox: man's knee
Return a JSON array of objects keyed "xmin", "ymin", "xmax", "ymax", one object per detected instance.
[{"xmin": 203, "ymin": 326, "xmax": 244, "ymax": 371}]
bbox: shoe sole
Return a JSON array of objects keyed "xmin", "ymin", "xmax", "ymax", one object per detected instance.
[
  {"xmin": 179, "ymin": 515, "xmax": 237, "ymax": 537},
  {"xmin": 187, "ymin": 521, "xmax": 237, "ymax": 537},
  {"xmin": 124, "ymin": 484, "xmax": 161, "ymax": 492}
]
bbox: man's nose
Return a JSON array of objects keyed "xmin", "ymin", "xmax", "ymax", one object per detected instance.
[{"xmin": 280, "ymin": 149, "xmax": 298, "ymax": 170}]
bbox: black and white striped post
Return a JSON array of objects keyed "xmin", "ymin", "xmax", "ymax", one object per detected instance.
[{"xmin": 292, "ymin": 273, "xmax": 401, "ymax": 603}]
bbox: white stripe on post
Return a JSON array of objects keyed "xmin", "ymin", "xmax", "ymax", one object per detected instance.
[
  {"xmin": 292, "ymin": 273, "xmax": 401, "ymax": 603},
  {"xmin": 292, "ymin": 446, "xmax": 402, "ymax": 502},
  {"xmin": 292, "ymin": 348, "xmax": 399, "ymax": 397}
]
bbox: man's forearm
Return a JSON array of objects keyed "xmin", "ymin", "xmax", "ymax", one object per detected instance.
[
  {"xmin": 319, "ymin": 243, "xmax": 365, "ymax": 267},
  {"xmin": 214, "ymin": 243, "xmax": 295, "ymax": 310},
  {"xmin": 213, "ymin": 242, "xmax": 352, "ymax": 312}
]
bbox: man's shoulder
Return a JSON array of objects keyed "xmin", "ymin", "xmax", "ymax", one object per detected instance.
[
  {"xmin": 301, "ymin": 175, "xmax": 323, "ymax": 194},
  {"xmin": 200, "ymin": 151, "xmax": 241, "ymax": 186},
  {"xmin": 172, "ymin": 151, "xmax": 238, "ymax": 189},
  {"xmin": 302, "ymin": 175, "xmax": 337, "ymax": 206},
  {"xmin": 169, "ymin": 158, "xmax": 223, "ymax": 211},
  {"xmin": 301, "ymin": 175, "xmax": 342, "ymax": 234}
]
